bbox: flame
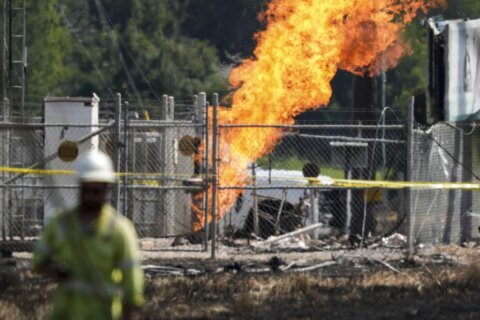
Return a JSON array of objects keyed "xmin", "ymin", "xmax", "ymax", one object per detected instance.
[
  {"xmin": 194, "ymin": 0, "xmax": 445, "ymax": 232},
  {"xmin": 191, "ymin": 192, "xmax": 204, "ymax": 232}
]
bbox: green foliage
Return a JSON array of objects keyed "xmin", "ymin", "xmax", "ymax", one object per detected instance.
[
  {"xmin": 182, "ymin": 0, "xmax": 267, "ymax": 61},
  {"xmin": 26, "ymin": 0, "xmax": 72, "ymax": 98},
  {"xmin": 444, "ymin": 0, "xmax": 480, "ymax": 19},
  {"xmin": 386, "ymin": 0, "xmax": 480, "ymax": 110},
  {"xmin": 13, "ymin": 0, "xmax": 480, "ymax": 111},
  {"xmin": 23, "ymin": 0, "xmax": 240, "ymax": 101},
  {"xmin": 386, "ymin": 21, "xmax": 429, "ymax": 110}
]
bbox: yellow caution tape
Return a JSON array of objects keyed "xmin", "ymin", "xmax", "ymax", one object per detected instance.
[
  {"xmin": 0, "ymin": 167, "xmax": 195, "ymax": 178},
  {"xmin": 0, "ymin": 167, "xmax": 74, "ymax": 175},
  {"xmin": 1, "ymin": 166, "xmax": 479, "ymax": 190},
  {"xmin": 264, "ymin": 176, "xmax": 480, "ymax": 190},
  {"xmin": 329, "ymin": 179, "xmax": 480, "ymax": 190}
]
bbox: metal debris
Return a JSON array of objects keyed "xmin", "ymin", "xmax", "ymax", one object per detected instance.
[{"xmin": 381, "ymin": 233, "xmax": 407, "ymax": 248}]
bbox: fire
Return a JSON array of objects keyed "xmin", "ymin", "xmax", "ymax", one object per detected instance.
[
  {"xmin": 195, "ymin": 0, "xmax": 445, "ymax": 231},
  {"xmin": 191, "ymin": 192, "xmax": 204, "ymax": 232}
]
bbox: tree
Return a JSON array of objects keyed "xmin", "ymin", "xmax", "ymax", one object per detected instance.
[
  {"xmin": 182, "ymin": 0, "xmax": 267, "ymax": 61},
  {"xmin": 444, "ymin": 0, "xmax": 480, "ymax": 19},
  {"xmin": 26, "ymin": 0, "xmax": 72, "ymax": 99},
  {"xmin": 55, "ymin": 0, "xmax": 228, "ymax": 101},
  {"xmin": 386, "ymin": 0, "xmax": 480, "ymax": 111},
  {"xmin": 386, "ymin": 21, "xmax": 430, "ymax": 110},
  {"xmin": 22, "ymin": 0, "xmax": 480, "ymax": 110}
]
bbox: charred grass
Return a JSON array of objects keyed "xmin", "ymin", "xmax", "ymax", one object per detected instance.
[
  {"xmin": 2, "ymin": 262, "xmax": 480, "ymax": 320},
  {"xmin": 143, "ymin": 264, "xmax": 480, "ymax": 320}
]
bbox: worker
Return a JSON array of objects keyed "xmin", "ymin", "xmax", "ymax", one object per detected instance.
[{"xmin": 33, "ymin": 150, "xmax": 144, "ymax": 320}]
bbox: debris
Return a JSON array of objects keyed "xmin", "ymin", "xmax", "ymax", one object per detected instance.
[
  {"xmin": 429, "ymin": 254, "xmax": 455, "ymax": 264},
  {"xmin": 243, "ymin": 266, "xmax": 272, "ymax": 273},
  {"xmin": 142, "ymin": 265, "xmax": 202, "ymax": 276},
  {"xmin": 404, "ymin": 307, "xmax": 419, "ymax": 317},
  {"xmin": 216, "ymin": 262, "xmax": 274, "ymax": 274},
  {"xmin": 348, "ymin": 234, "xmax": 362, "ymax": 246},
  {"xmin": 279, "ymin": 261, "xmax": 298, "ymax": 272},
  {"xmin": 224, "ymin": 262, "xmax": 242, "ymax": 273},
  {"xmin": 171, "ymin": 236, "xmax": 190, "ymax": 247},
  {"xmin": 348, "ymin": 255, "xmax": 402, "ymax": 273},
  {"xmin": 271, "ymin": 237, "xmax": 310, "ymax": 250},
  {"xmin": 267, "ymin": 256, "xmax": 285, "ymax": 272},
  {"xmin": 186, "ymin": 232, "xmax": 204, "ymax": 244},
  {"xmin": 381, "ymin": 233, "xmax": 407, "ymax": 248},
  {"xmin": 0, "ymin": 258, "xmax": 16, "ymax": 267},
  {"xmin": 279, "ymin": 260, "xmax": 309, "ymax": 272},
  {"xmin": 185, "ymin": 269, "xmax": 202, "ymax": 276},
  {"xmin": 401, "ymin": 256, "xmax": 422, "ymax": 268},
  {"xmin": 366, "ymin": 257, "xmax": 402, "ymax": 274},
  {"xmin": 291, "ymin": 261, "xmax": 337, "ymax": 273},
  {"xmin": 266, "ymin": 223, "xmax": 326, "ymax": 244},
  {"xmin": 0, "ymin": 266, "xmax": 20, "ymax": 289},
  {"xmin": 250, "ymin": 233, "xmax": 264, "ymax": 241},
  {"xmin": 140, "ymin": 239, "xmax": 157, "ymax": 251},
  {"xmin": 461, "ymin": 241, "xmax": 477, "ymax": 249}
]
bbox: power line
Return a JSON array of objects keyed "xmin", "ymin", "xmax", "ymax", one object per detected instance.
[
  {"xmin": 56, "ymin": 3, "xmax": 115, "ymax": 99},
  {"xmin": 93, "ymin": 0, "xmax": 146, "ymax": 108},
  {"xmin": 96, "ymin": 2, "xmax": 161, "ymax": 101}
]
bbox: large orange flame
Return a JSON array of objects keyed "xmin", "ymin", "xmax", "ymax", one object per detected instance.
[{"xmin": 195, "ymin": 0, "xmax": 445, "ymax": 231}]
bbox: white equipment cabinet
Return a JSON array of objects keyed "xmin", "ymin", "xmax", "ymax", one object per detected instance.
[{"xmin": 43, "ymin": 96, "xmax": 100, "ymax": 221}]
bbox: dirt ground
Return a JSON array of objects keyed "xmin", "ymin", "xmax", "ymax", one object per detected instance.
[{"xmin": 2, "ymin": 242, "xmax": 480, "ymax": 320}]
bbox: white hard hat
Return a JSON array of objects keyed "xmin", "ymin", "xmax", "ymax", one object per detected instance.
[{"xmin": 75, "ymin": 150, "xmax": 116, "ymax": 183}]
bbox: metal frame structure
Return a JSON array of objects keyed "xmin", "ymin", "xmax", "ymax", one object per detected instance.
[{"xmin": 2, "ymin": 0, "xmax": 27, "ymax": 117}]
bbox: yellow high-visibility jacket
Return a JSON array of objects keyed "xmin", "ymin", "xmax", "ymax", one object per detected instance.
[{"xmin": 33, "ymin": 204, "xmax": 145, "ymax": 320}]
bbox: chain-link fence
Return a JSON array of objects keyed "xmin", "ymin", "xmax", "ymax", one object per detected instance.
[
  {"xmin": 0, "ymin": 94, "xmax": 209, "ymax": 252},
  {"xmin": 2, "ymin": 93, "xmax": 480, "ymax": 256},
  {"xmin": 216, "ymin": 120, "xmax": 407, "ymax": 248},
  {"xmin": 208, "ymin": 102, "xmax": 480, "ymax": 257},
  {"xmin": 411, "ymin": 121, "xmax": 480, "ymax": 246}
]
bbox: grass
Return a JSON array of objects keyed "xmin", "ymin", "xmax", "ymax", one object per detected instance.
[
  {"xmin": 3, "ymin": 259, "xmax": 480, "ymax": 320},
  {"xmin": 140, "ymin": 260, "xmax": 480, "ymax": 319}
]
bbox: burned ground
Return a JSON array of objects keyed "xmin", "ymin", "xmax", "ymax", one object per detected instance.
[{"xmin": 1, "ymin": 245, "xmax": 480, "ymax": 320}]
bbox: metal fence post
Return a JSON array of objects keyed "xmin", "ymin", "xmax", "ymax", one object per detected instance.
[
  {"xmin": 165, "ymin": 96, "xmax": 176, "ymax": 236},
  {"xmin": 406, "ymin": 97, "xmax": 415, "ymax": 257},
  {"xmin": 193, "ymin": 95, "xmax": 199, "ymax": 124},
  {"xmin": 198, "ymin": 92, "xmax": 209, "ymax": 252},
  {"xmin": 251, "ymin": 163, "xmax": 259, "ymax": 236},
  {"xmin": 1, "ymin": 98, "xmax": 8, "ymax": 240},
  {"xmin": 211, "ymin": 93, "xmax": 219, "ymax": 259},
  {"xmin": 159, "ymin": 95, "xmax": 168, "ymax": 236},
  {"xmin": 122, "ymin": 101, "xmax": 129, "ymax": 218},
  {"xmin": 112, "ymin": 93, "xmax": 122, "ymax": 211}
]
